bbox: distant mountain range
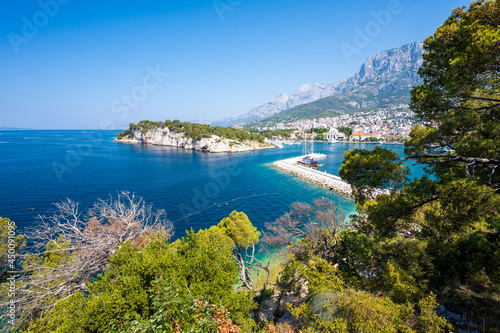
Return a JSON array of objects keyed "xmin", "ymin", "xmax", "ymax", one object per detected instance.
[
  {"xmin": 212, "ymin": 41, "xmax": 424, "ymax": 127},
  {"xmin": 0, "ymin": 127, "xmax": 31, "ymax": 130}
]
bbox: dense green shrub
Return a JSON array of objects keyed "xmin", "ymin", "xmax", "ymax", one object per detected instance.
[
  {"xmin": 26, "ymin": 230, "xmax": 255, "ymax": 332},
  {"xmin": 116, "ymin": 128, "xmax": 131, "ymax": 139},
  {"xmin": 124, "ymin": 285, "xmax": 241, "ymax": 333},
  {"xmin": 283, "ymin": 254, "xmax": 450, "ymax": 333}
]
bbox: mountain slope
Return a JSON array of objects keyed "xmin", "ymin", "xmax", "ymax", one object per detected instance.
[
  {"xmin": 251, "ymin": 89, "xmax": 412, "ymax": 126},
  {"xmin": 213, "ymin": 41, "xmax": 423, "ymax": 127}
]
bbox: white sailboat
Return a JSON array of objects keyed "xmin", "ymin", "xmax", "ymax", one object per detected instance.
[{"xmin": 297, "ymin": 131, "xmax": 324, "ymax": 168}]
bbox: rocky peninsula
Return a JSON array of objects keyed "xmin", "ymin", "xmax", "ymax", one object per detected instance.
[{"xmin": 116, "ymin": 120, "xmax": 274, "ymax": 153}]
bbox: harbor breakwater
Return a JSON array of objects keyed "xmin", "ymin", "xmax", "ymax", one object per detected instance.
[
  {"xmin": 272, "ymin": 154, "xmax": 353, "ymax": 197},
  {"xmin": 272, "ymin": 154, "xmax": 391, "ymax": 198}
]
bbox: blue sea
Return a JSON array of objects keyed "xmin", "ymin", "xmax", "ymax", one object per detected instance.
[{"xmin": 0, "ymin": 130, "xmax": 424, "ymax": 240}]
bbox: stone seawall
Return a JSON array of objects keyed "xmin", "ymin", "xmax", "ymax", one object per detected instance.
[
  {"xmin": 272, "ymin": 155, "xmax": 391, "ymax": 198},
  {"xmin": 272, "ymin": 155, "xmax": 353, "ymax": 197}
]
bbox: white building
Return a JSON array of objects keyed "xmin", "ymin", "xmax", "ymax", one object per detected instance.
[{"xmin": 324, "ymin": 128, "xmax": 346, "ymax": 142}]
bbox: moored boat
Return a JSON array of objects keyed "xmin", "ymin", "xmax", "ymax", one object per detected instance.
[{"xmin": 297, "ymin": 155, "xmax": 323, "ymax": 168}]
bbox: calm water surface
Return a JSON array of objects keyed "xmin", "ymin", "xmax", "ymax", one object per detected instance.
[{"xmin": 0, "ymin": 130, "xmax": 423, "ymax": 239}]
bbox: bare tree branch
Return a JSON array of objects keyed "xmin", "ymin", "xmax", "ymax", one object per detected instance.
[
  {"xmin": 459, "ymin": 95, "xmax": 500, "ymax": 103},
  {"xmin": 451, "ymin": 103, "xmax": 500, "ymax": 111},
  {"xmin": 261, "ymin": 198, "xmax": 345, "ymax": 260},
  {"xmin": 2, "ymin": 191, "xmax": 173, "ymax": 330},
  {"xmin": 399, "ymin": 154, "xmax": 500, "ymax": 166}
]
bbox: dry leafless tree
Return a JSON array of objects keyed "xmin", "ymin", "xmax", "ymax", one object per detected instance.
[
  {"xmin": 261, "ymin": 197, "xmax": 345, "ymax": 260},
  {"xmin": 2, "ymin": 191, "xmax": 172, "ymax": 329}
]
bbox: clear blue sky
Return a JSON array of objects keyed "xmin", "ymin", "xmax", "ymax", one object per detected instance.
[{"xmin": 0, "ymin": 0, "xmax": 468, "ymax": 129}]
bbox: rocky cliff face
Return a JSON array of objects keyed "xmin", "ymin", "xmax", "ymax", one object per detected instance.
[
  {"xmin": 334, "ymin": 41, "xmax": 423, "ymax": 93},
  {"xmin": 120, "ymin": 127, "xmax": 271, "ymax": 153},
  {"xmin": 212, "ymin": 41, "xmax": 423, "ymax": 126}
]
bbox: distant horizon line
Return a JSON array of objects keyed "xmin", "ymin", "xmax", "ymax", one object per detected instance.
[{"xmin": 0, "ymin": 128, "xmax": 127, "ymax": 131}]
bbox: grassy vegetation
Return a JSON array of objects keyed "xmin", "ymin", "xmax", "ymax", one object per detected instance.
[
  {"xmin": 245, "ymin": 129, "xmax": 295, "ymax": 138},
  {"xmin": 248, "ymin": 88, "xmax": 412, "ymax": 127}
]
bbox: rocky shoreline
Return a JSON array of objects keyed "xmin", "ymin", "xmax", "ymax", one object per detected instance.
[{"xmin": 117, "ymin": 127, "xmax": 274, "ymax": 153}]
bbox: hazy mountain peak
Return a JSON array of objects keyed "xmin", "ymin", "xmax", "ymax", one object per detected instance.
[{"xmin": 270, "ymin": 93, "xmax": 289, "ymax": 105}]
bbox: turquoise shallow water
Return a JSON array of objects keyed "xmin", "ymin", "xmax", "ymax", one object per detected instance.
[{"xmin": 0, "ymin": 131, "xmax": 423, "ymax": 240}]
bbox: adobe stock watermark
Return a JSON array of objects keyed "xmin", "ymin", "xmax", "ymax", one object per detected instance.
[
  {"xmin": 213, "ymin": 0, "xmax": 242, "ymax": 21},
  {"xmin": 7, "ymin": 0, "xmax": 72, "ymax": 54},
  {"xmin": 339, "ymin": 0, "xmax": 405, "ymax": 63},
  {"xmin": 178, "ymin": 162, "xmax": 245, "ymax": 224},
  {"xmin": 107, "ymin": 64, "xmax": 169, "ymax": 126},
  {"xmin": 52, "ymin": 64, "xmax": 168, "ymax": 183},
  {"xmin": 5, "ymin": 220, "xmax": 20, "ymax": 327}
]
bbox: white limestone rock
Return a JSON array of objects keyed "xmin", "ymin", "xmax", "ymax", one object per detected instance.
[{"xmin": 118, "ymin": 128, "xmax": 272, "ymax": 153}]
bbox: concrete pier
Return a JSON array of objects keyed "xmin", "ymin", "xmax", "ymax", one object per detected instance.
[{"xmin": 272, "ymin": 154, "xmax": 353, "ymax": 197}]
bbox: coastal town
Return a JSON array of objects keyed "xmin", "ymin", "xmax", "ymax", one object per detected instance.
[{"xmin": 249, "ymin": 105, "xmax": 417, "ymax": 142}]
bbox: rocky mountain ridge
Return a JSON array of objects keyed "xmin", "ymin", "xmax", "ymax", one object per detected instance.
[{"xmin": 213, "ymin": 41, "xmax": 423, "ymax": 127}]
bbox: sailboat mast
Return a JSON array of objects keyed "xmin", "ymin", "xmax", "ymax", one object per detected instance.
[{"xmin": 303, "ymin": 130, "xmax": 307, "ymax": 156}]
